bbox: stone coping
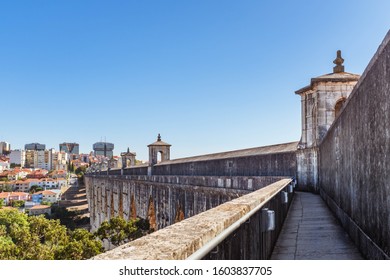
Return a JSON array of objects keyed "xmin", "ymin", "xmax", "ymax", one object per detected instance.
[
  {"xmin": 154, "ymin": 142, "xmax": 298, "ymax": 165},
  {"xmin": 92, "ymin": 178, "xmax": 291, "ymax": 260}
]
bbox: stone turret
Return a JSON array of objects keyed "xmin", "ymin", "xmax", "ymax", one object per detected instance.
[
  {"xmin": 148, "ymin": 134, "xmax": 171, "ymax": 166},
  {"xmin": 121, "ymin": 147, "xmax": 136, "ymax": 168},
  {"xmin": 295, "ymin": 51, "xmax": 360, "ymax": 191}
]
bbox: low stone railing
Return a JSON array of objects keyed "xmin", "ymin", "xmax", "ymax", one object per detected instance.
[
  {"xmin": 87, "ymin": 173, "xmax": 288, "ymax": 191},
  {"xmin": 92, "ymin": 178, "xmax": 294, "ymax": 260}
]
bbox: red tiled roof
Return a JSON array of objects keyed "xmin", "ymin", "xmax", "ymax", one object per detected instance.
[
  {"xmin": 0, "ymin": 192, "xmax": 29, "ymax": 198},
  {"xmin": 34, "ymin": 190, "xmax": 57, "ymax": 195},
  {"xmin": 30, "ymin": 205, "xmax": 51, "ymax": 210}
]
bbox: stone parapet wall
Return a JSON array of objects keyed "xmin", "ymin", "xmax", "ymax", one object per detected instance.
[
  {"xmin": 119, "ymin": 142, "xmax": 298, "ymax": 177},
  {"xmin": 92, "ymin": 179, "xmax": 292, "ymax": 260},
  {"xmin": 296, "ymin": 148, "xmax": 318, "ymax": 192},
  {"xmin": 85, "ymin": 175, "xmax": 285, "ymax": 232},
  {"xmin": 89, "ymin": 174, "xmax": 287, "ymax": 191},
  {"xmin": 319, "ymin": 30, "xmax": 390, "ymax": 259},
  {"xmin": 152, "ymin": 150, "xmax": 297, "ymax": 177}
]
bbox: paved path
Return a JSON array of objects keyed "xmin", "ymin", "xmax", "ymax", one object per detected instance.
[{"xmin": 271, "ymin": 192, "xmax": 363, "ymax": 260}]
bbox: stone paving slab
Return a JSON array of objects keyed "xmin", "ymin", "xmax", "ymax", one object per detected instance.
[{"xmin": 271, "ymin": 192, "xmax": 363, "ymax": 260}]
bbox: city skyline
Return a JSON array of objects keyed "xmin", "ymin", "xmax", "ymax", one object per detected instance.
[{"xmin": 2, "ymin": 1, "xmax": 390, "ymax": 161}]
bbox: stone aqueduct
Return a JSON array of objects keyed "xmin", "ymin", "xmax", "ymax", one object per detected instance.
[{"xmin": 86, "ymin": 30, "xmax": 390, "ymax": 259}]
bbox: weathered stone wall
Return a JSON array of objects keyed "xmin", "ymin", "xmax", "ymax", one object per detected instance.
[
  {"xmin": 85, "ymin": 175, "xmax": 285, "ymax": 231},
  {"xmin": 92, "ymin": 179, "xmax": 292, "ymax": 260},
  {"xmin": 152, "ymin": 145, "xmax": 297, "ymax": 178},
  {"xmin": 100, "ymin": 175, "xmax": 286, "ymax": 191},
  {"xmin": 319, "ymin": 30, "xmax": 390, "ymax": 259},
  {"xmin": 93, "ymin": 166, "xmax": 149, "ymax": 176},
  {"xmin": 296, "ymin": 148, "xmax": 318, "ymax": 192}
]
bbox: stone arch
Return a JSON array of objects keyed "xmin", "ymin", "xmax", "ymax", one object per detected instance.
[
  {"xmin": 110, "ymin": 192, "xmax": 115, "ymax": 217},
  {"xmin": 335, "ymin": 97, "xmax": 347, "ymax": 118},
  {"xmin": 118, "ymin": 192, "xmax": 123, "ymax": 218},
  {"xmin": 147, "ymin": 195, "xmax": 157, "ymax": 231},
  {"xmin": 174, "ymin": 202, "xmax": 185, "ymax": 223},
  {"xmin": 104, "ymin": 189, "xmax": 108, "ymax": 217},
  {"xmin": 130, "ymin": 194, "xmax": 137, "ymax": 219},
  {"xmin": 157, "ymin": 151, "xmax": 163, "ymax": 163}
]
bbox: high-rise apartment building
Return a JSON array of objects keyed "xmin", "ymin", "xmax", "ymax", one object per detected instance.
[
  {"xmin": 93, "ymin": 142, "xmax": 114, "ymax": 158},
  {"xmin": 24, "ymin": 149, "xmax": 52, "ymax": 170},
  {"xmin": 0, "ymin": 142, "xmax": 11, "ymax": 155},
  {"xmin": 25, "ymin": 143, "xmax": 45, "ymax": 151},
  {"xmin": 59, "ymin": 142, "xmax": 79, "ymax": 154},
  {"xmin": 25, "ymin": 150, "xmax": 36, "ymax": 168}
]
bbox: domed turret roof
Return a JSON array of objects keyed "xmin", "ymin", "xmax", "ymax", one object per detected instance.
[{"xmin": 147, "ymin": 134, "xmax": 171, "ymax": 147}]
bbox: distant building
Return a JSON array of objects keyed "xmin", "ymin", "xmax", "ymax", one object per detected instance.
[
  {"xmin": 10, "ymin": 150, "xmax": 26, "ymax": 167},
  {"xmin": 27, "ymin": 169, "xmax": 48, "ymax": 179},
  {"xmin": 93, "ymin": 142, "xmax": 114, "ymax": 158},
  {"xmin": 25, "ymin": 150, "xmax": 35, "ymax": 168},
  {"xmin": 25, "ymin": 143, "xmax": 45, "ymax": 151},
  {"xmin": 0, "ymin": 169, "xmax": 29, "ymax": 181},
  {"xmin": 8, "ymin": 179, "xmax": 38, "ymax": 192},
  {"xmin": 0, "ymin": 159, "xmax": 9, "ymax": 172},
  {"xmin": 24, "ymin": 149, "xmax": 53, "ymax": 170},
  {"xmin": 0, "ymin": 192, "xmax": 29, "ymax": 206},
  {"xmin": 0, "ymin": 142, "xmax": 11, "ymax": 155},
  {"xmin": 48, "ymin": 170, "xmax": 67, "ymax": 179},
  {"xmin": 59, "ymin": 142, "xmax": 79, "ymax": 154},
  {"xmin": 79, "ymin": 153, "xmax": 90, "ymax": 163},
  {"xmin": 52, "ymin": 151, "xmax": 68, "ymax": 171},
  {"xmin": 29, "ymin": 205, "xmax": 51, "ymax": 216},
  {"xmin": 36, "ymin": 150, "xmax": 53, "ymax": 170},
  {"xmin": 34, "ymin": 190, "xmax": 61, "ymax": 203},
  {"xmin": 31, "ymin": 193, "xmax": 43, "ymax": 203}
]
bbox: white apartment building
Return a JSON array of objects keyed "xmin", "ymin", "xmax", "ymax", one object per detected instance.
[
  {"xmin": 24, "ymin": 149, "xmax": 71, "ymax": 171},
  {"xmin": 0, "ymin": 160, "xmax": 10, "ymax": 172},
  {"xmin": 10, "ymin": 150, "xmax": 26, "ymax": 167},
  {"xmin": 10, "ymin": 178, "xmax": 67, "ymax": 192},
  {"xmin": 35, "ymin": 190, "xmax": 61, "ymax": 203},
  {"xmin": 25, "ymin": 149, "xmax": 53, "ymax": 170},
  {"xmin": 52, "ymin": 151, "xmax": 68, "ymax": 171},
  {"xmin": 35, "ymin": 150, "xmax": 53, "ymax": 170}
]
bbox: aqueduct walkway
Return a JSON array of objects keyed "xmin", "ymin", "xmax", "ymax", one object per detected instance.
[
  {"xmin": 90, "ymin": 179, "xmax": 366, "ymax": 260},
  {"xmin": 271, "ymin": 192, "xmax": 363, "ymax": 260}
]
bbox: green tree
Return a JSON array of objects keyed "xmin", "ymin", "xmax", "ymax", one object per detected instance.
[
  {"xmin": 49, "ymin": 206, "xmax": 77, "ymax": 229},
  {"xmin": 75, "ymin": 166, "xmax": 87, "ymax": 184},
  {"xmin": 29, "ymin": 185, "xmax": 43, "ymax": 194},
  {"xmin": 0, "ymin": 208, "xmax": 29, "ymax": 229},
  {"xmin": 0, "ymin": 199, "xmax": 4, "ymax": 209},
  {"xmin": 75, "ymin": 166, "xmax": 87, "ymax": 175},
  {"xmin": 95, "ymin": 216, "xmax": 150, "ymax": 246},
  {"xmin": 0, "ymin": 208, "xmax": 103, "ymax": 260},
  {"xmin": 11, "ymin": 200, "xmax": 25, "ymax": 208},
  {"xmin": 59, "ymin": 229, "xmax": 103, "ymax": 260},
  {"xmin": 0, "ymin": 233, "xmax": 17, "ymax": 259},
  {"xmin": 0, "ymin": 183, "xmax": 12, "ymax": 192},
  {"xmin": 40, "ymin": 201, "xmax": 52, "ymax": 206},
  {"xmin": 27, "ymin": 215, "xmax": 69, "ymax": 259}
]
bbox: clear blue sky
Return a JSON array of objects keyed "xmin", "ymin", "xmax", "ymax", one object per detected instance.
[{"xmin": 1, "ymin": 1, "xmax": 390, "ymax": 160}]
